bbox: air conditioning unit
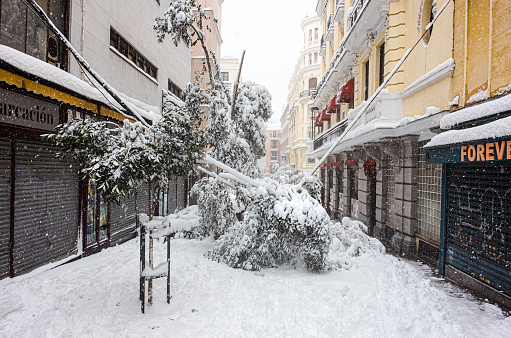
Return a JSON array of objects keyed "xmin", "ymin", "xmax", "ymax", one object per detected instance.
[{"xmin": 47, "ymin": 34, "xmax": 61, "ymax": 68}]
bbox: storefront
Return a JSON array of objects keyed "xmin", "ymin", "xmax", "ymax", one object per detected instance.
[
  {"xmin": 427, "ymin": 135, "xmax": 511, "ymax": 299},
  {"xmin": 0, "ymin": 74, "xmax": 151, "ymax": 279}
]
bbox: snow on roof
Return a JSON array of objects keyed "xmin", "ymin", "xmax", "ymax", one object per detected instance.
[
  {"xmin": 440, "ymin": 92, "xmax": 511, "ymax": 130},
  {"xmin": 0, "ymin": 44, "xmax": 160, "ymax": 122},
  {"xmin": 425, "ymin": 114, "xmax": 511, "ymax": 148}
]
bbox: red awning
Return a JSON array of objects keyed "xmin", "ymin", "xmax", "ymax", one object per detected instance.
[
  {"xmin": 337, "ymin": 78, "xmax": 354, "ymax": 103},
  {"xmin": 314, "ymin": 113, "xmax": 323, "ymax": 126},
  {"xmin": 326, "ymin": 96, "xmax": 340, "ymax": 114},
  {"xmin": 319, "ymin": 108, "xmax": 331, "ymax": 121}
]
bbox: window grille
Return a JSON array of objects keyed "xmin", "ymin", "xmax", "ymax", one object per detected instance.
[
  {"xmin": 417, "ymin": 142, "xmax": 442, "ymax": 242},
  {"xmin": 384, "ymin": 153, "xmax": 395, "ymax": 224}
]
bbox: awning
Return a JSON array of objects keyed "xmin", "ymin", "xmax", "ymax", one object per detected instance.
[
  {"xmin": 314, "ymin": 113, "xmax": 323, "ymax": 126},
  {"xmin": 337, "ymin": 78, "xmax": 354, "ymax": 104},
  {"xmin": 326, "ymin": 96, "xmax": 340, "ymax": 114},
  {"xmin": 319, "ymin": 108, "xmax": 331, "ymax": 121}
]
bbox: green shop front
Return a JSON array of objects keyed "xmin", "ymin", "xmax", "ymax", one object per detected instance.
[{"xmin": 427, "ymin": 135, "xmax": 511, "ymax": 304}]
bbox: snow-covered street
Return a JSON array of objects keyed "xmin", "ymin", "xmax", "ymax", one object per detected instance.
[{"xmin": 1, "ymin": 235, "xmax": 510, "ymax": 337}]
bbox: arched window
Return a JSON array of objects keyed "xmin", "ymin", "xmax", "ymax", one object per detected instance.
[
  {"xmin": 308, "ymin": 29, "xmax": 312, "ymax": 41},
  {"xmin": 314, "ymin": 28, "xmax": 319, "ymax": 40}
]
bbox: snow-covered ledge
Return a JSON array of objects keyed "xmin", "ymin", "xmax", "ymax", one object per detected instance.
[
  {"xmin": 402, "ymin": 58, "xmax": 455, "ymax": 98},
  {"xmin": 347, "ymin": 90, "xmax": 403, "ymax": 129}
]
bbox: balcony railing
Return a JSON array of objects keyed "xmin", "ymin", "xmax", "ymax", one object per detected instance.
[
  {"xmin": 299, "ymin": 89, "xmax": 311, "ymax": 99},
  {"xmin": 335, "ymin": 0, "xmax": 345, "ymax": 22},
  {"xmin": 348, "ymin": 0, "xmax": 369, "ymax": 30},
  {"xmin": 327, "ymin": 14, "xmax": 334, "ymax": 30},
  {"xmin": 313, "ymin": 120, "xmax": 348, "ymax": 151}
]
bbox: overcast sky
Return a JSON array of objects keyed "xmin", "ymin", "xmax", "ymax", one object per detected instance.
[{"xmin": 221, "ymin": 0, "xmax": 317, "ymax": 125}]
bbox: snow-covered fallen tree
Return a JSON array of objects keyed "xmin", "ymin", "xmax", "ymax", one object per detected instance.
[{"xmin": 207, "ymin": 179, "xmax": 330, "ymax": 272}]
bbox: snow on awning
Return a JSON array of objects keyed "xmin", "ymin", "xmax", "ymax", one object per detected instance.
[
  {"xmin": 336, "ymin": 78, "xmax": 354, "ymax": 104},
  {"xmin": 425, "ymin": 114, "xmax": 511, "ymax": 149},
  {"xmin": 326, "ymin": 96, "xmax": 339, "ymax": 114},
  {"xmin": 319, "ymin": 108, "xmax": 331, "ymax": 121},
  {"xmin": 0, "ymin": 44, "xmax": 161, "ymax": 123},
  {"xmin": 440, "ymin": 92, "xmax": 511, "ymax": 130}
]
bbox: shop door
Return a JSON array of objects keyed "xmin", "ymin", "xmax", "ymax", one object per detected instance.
[
  {"xmin": 0, "ymin": 137, "xmax": 11, "ymax": 279},
  {"xmin": 13, "ymin": 141, "xmax": 79, "ymax": 276},
  {"xmin": 445, "ymin": 162, "xmax": 511, "ymax": 296}
]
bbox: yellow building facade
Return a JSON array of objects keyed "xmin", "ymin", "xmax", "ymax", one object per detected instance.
[
  {"xmin": 285, "ymin": 15, "xmax": 322, "ymax": 172},
  {"xmin": 308, "ymin": 0, "xmax": 455, "ymax": 261}
]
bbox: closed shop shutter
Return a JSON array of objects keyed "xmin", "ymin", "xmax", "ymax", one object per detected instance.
[
  {"xmin": 110, "ymin": 195, "xmax": 137, "ymax": 244},
  {"xmin": 137, "ymin": 183, "xmax": 150, "ymax": 216},
  {"xmin": 445, "ymin": 162, "xmax": 511, "ymax": 296},
  {"xmin": 13, "ymin": 141, "xmax": 79, "ymax": 276},
  {"xmin": 0, "ymin": 138, "xmax": 11, "ymax": 279}
]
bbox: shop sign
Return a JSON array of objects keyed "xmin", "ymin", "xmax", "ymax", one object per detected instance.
[
  {"xmin": 0, "ymin": 88, "xmax": 59, "ymax": 131},
  {"xmin": 427, "ymin": 137, "xmax": 511, "ymax": 164}
]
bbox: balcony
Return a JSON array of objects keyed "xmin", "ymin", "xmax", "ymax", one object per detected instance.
[
  {"xmin": 334, "ymin": 0, "xmax": 345, "ymax": 22},
  {"xmin": 326, "ymin": 14, "xmax": 335, "ymax": 42},
  {"xmin": 299, "ymin": 89, "xmax": 311, "ymax": 99},
  {"xmin": 320, "ymin": 33, "xmax": 326, "ymax": 57},
  {"xmin": 346, "ymin": 91, "xmax": 403, "ymax": 130},
  {"xmin": 313, "ymin": 119, "xmax": 348, "ymax": 151}
]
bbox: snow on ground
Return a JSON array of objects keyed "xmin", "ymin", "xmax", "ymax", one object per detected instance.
[{"xmin": 1, "ymin": 222, "xmax": 511, "ymax": 337}]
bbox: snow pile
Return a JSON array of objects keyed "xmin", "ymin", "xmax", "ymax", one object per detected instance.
[
  {"xmin": 328, "ymin": 217, "xmax": 385, "ymax": 270},
  {"xmin": 440, "ymin": 92, "xmax": 511, "ymax": 129},
  {"xmin": 141, "ymin": 206, "xmax": 201, "ymax": 238},
  {"xmin": 2, "ymin": 237, "xmax": 511, "ymax": 336},
  {"xmin": 426, "ymin": 114, "xmax": 511, "ymax": 147},
  {"xmin": 467, "ymin": 88, "xmax": 488, "ymax": 104}
]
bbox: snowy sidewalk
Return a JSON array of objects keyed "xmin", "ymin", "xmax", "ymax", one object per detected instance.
[{"xmin": 1, "ymin": 237, "xmax": 510, "ymax": 337}]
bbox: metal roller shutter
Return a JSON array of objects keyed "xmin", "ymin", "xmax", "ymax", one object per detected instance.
[
  {"xmin": 137, "ymin": 183, "xmax": 150, "ymax": 216},
  {"xmin": 110, "ymin": 195, "xmax": 137, "ymax": 244},
  {"xmin": 13, "ymin": 141, "xmax": 79, "ymax": 276},
  {"xmin": 445, "ymin": 163, "xmax": 511, "ymax": 296},
  {"xmin": 0, "ymin": 138, "xmax": 11, "ymax": 279}
]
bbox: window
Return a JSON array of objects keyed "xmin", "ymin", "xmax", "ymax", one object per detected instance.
[
  {"xmin": 417, "ymin": 142, "xmax": 442, "ymax": 242},
  {"xmin": 168, "ymin": 79, "xmax": 182, "ymax": 99},
  {"xmin": 384, "ymin": 154, "xmax": 395, "ymax": 225},
  {"xmin": 309, "ymin": 54, "xmax": 313, "ymax": 65},
  {"xmin": 220, "ymin": 72, "xmax": 229, "ymax": 82},
  {"xmin": 308, "ymin": 158, "xmax": 315, "ymax": 164},
  {"xmin": 314, "ymin": 52, "xmax": 318, "ymax": 64},
  {"xmin": 0, "ymin": 0, "xmax": 68, "ymax": 70},
  {"xmin": 379, "ymin": 43, "xmax": 385, "ymax": 86},
  {"xmin": 110, "ymin": 27, "xmax": 158, "ymax": 79},
  {"xmin": 270, "ymin": 151, "xmax": 278, "ymax": 161},
  {"xmin": 272, "ymin": 131, "xmax": 277, "ymax": 138},
  {"xmin": 314, "ymin": 28, "xmax": 319, "ymax": 40},
  {"xmin": 309, "ymin": 78, "xmax": 317, "ymax": 89},
  {"xmin": 271, "ymin": 139, "xmax": 278, "ymax": 149},
  {"xmin": 420, "ymin": 0, "xmax": 436, "ymax": 46},
  {"xmin": 85, "ymin": 182, "xmax": 109, "ymax": 248},
  {"xmin": 364, "ymin": 60, "xmax": 370, "ymax": 101},
  {"xmin": 308, "ymin": 29, "xmax": 312, "ymax": 41}
]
